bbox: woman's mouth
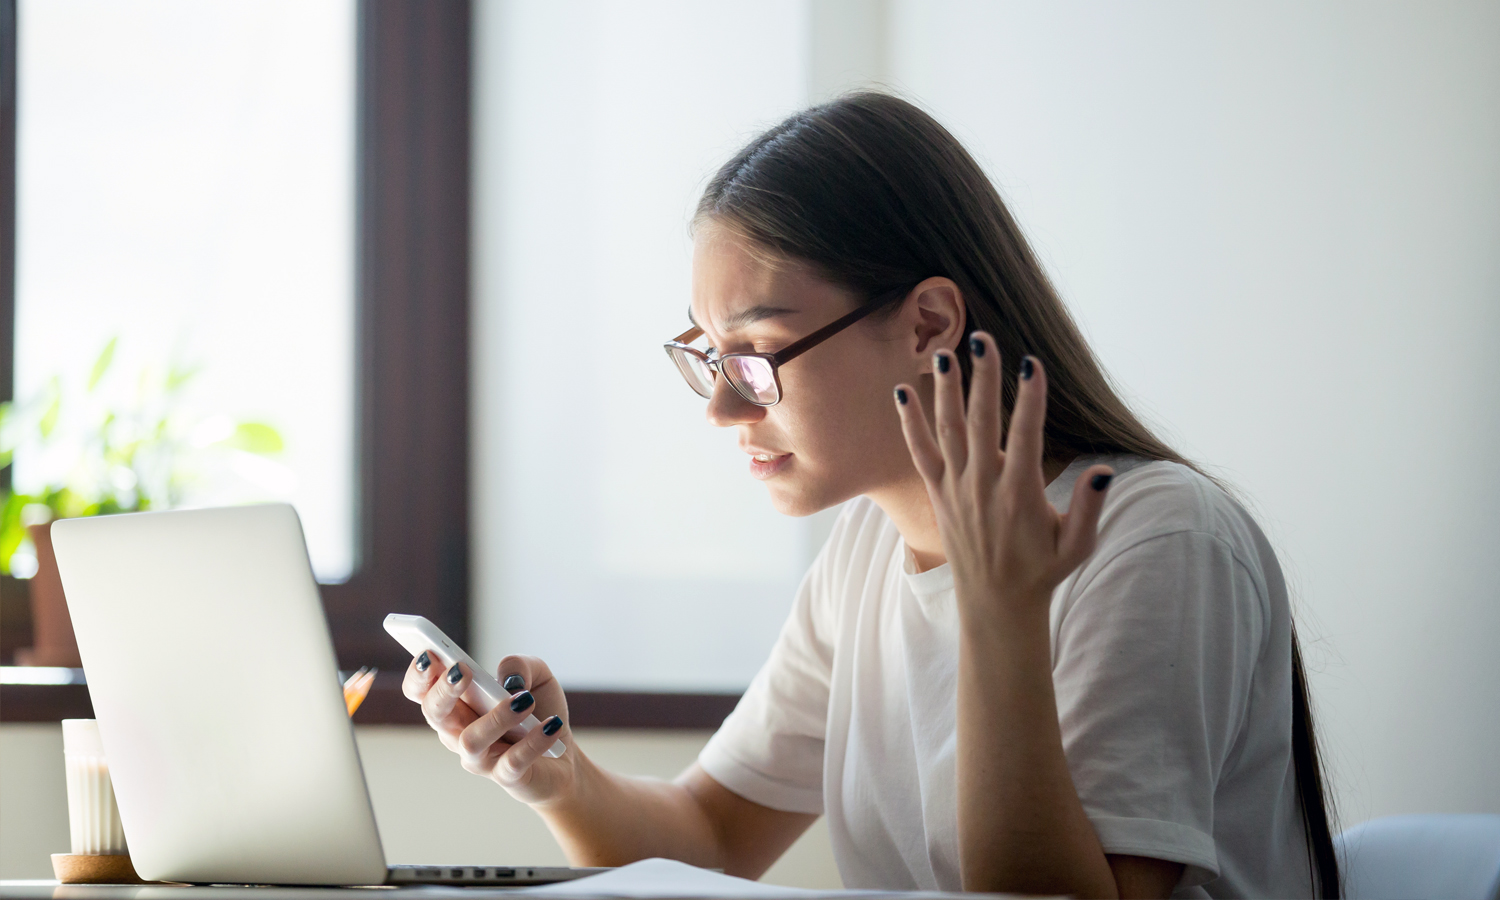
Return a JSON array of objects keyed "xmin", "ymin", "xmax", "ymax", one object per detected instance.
[{"xmin": 749, "ymin": 452, "xmax": 793, "ymax": 480}]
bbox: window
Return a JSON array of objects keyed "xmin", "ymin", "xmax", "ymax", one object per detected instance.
[{"xmin": 1, "ymin": 1, "xmax": 475, "ymax": 717}]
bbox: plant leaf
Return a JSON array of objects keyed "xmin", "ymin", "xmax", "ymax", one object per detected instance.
[
  {"xmin": 166, "ymin": 362, "xmax": 199, "ymax": 392},
  {"xmin": 38, "ymin": 388, "xmax": 61, "ymax": 439},
  {"xmin": 88, "ymin": 336, "xmax": 119, "ymax": 391},
  {"xmin": 228, "ymin": 422, "xmax": 284, "ymax": 456},
  {"xmin": 0, "ymin": 492, "xmax": 31, "ymax": 574}
]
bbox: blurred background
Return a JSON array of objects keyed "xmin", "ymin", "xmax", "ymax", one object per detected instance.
[{"xmin": 2, "ymin": 0, "xmax": 1497, "ymax": 887}]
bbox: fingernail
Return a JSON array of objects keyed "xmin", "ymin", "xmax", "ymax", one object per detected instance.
[
  {"xmin": 509, "ymin": 691, "xmax": 535, "ymax": 713},
  {"xmin": 894, "ymin": 387, "xmax": 908, "ymax": 405},
  {"xmin": 1091, "ymin": 473, "xmax": 1113, "ymax": 491},
  {"xmin": 446, "ymin": 664, "xmax": 463, "ymax": 685},
  {"xmin": 542, "ymin": 715, "xmax": 563, "ymax": 736},
  {"xmin": 503, "ymin": 674, "xmax": 525, "ymax": 692},
  {"xmin": 415, "ymin": 652, "xmax": 430, "ymax": 672},
  {"xmin": 969, "ymin": 335, "xmax": 985, "ymax": 358},
  {"xmin": 935, "ymin": 352, "xmax": 951, "ymax": 374},
  {"xmin": 1020, "ymin": 356, "xmax": 1034, "ymax": 380}
]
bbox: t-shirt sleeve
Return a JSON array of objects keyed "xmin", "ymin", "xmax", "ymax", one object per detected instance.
[
  {"xmin": 1052, "ymin": 529, "xmax": 1267, "ymax": 887},
  {"xmin": 695, "ymin": 531, "xmax": 839, "ymax": 816}
]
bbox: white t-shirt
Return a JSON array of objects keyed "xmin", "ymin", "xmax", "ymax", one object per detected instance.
[{"xmin": 698, "ymin": 455, "xmax": 1314, "ymax": 898}]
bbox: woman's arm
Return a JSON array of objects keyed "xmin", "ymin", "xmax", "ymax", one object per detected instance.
[
  {"xmin": 536, "ymin": 760, "xmax": 816, "ymax": 878},
  {"xmin": 402, "ymin": 653, "xmax": 814, "ymax": 878},
  {"xmin": 895, "ymin": 333, "xmax": 1182, "ymax": 898},
  {"xmin": 957, "ymin": 598, "xmax": 1180, "ymax": 897}
]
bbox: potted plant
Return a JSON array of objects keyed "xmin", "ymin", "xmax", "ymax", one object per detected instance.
[{"xmin": 0, "ymin": 338, "xmax": 285, "ymax": 666}]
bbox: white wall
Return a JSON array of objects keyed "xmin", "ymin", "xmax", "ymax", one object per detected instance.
[
  {"xmin": 0, "ymin": 723, "xmax": 841, "ymax": 887},
  {"xmin": 881, "ymin": 1, "xmax": 1500, "ymax": 825}
]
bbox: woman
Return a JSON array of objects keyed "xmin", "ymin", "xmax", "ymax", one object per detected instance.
[{"xmin": 403, "ymin": 93, "xmax": 1338, "ymax": 899}]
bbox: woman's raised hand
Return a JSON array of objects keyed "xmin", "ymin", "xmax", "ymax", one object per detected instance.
[
  {"xmin": 893, "ymin": 332, "xmax": 1114, "ymax": 616},
  {"xmin": 401, "ymin": 652, "xmax": 577, "ymax": 805}
]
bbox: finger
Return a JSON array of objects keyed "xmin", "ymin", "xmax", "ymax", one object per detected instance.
[
  {"xmin": 931, "ymin": 349, "xmax": 968, "ymax": 476},
  {"xmin": 495, "ymin": 655, "xmax": 554, "ymax": 697},
  {"xmin": 492, "ymin": 715, "xmax": 570, "ymax": 787},
  {"xmin": 457, "ymin": 689, "xmax": 539, "ymax": 759},
  {"xmin": 1058, "ymin": 465, "xmax": 1114, "ymax": 570},
  {"xmin": 1001, "ymin": 354, "xmax": 1048, "ymax": 493},
  {"xmin": 964, "ymin": 333, "xmax": 1002, "ymax": 481},
  {"xmin": 894, "ymin": 384, "xmax": 944, "ymax": 485},
  {"xmin": 421, "ymin": 662, "xmax": 478, "ymax": 733},
  {"xmin": 401, "ymin": 651, "xmax": 439, "ymax": 702}
]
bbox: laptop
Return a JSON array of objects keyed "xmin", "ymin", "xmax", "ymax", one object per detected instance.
[{"xmin": 51, "ymin": 503, "xmax": 602, "ymax": 886}]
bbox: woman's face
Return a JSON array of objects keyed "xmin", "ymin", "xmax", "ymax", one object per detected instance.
[{"xmin": 688, "ymin": 228, "xmax": 948, "ymax": 517}]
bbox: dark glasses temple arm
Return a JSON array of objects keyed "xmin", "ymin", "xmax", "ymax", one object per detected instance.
[
  {"xmin": 671, "ymin": 326, "xmax": 703, "ymax": 344},
  {"xmin": 768, "ymin": 299, "xmax": 884, "ymax": 365}
]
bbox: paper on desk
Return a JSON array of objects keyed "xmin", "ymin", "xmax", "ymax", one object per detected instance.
[
  {"xmin": 516, "ymin": 857, "xmax": 1025, "ymax": 900},
  {"xmin": 519, "ymin": 858, "xmax": 829, "ymax": 898}
]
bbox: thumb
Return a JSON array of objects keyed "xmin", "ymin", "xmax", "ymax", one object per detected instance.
[{"xmin": 1058, "ymin": 465, "xmax": 1114, "ymax": 570}]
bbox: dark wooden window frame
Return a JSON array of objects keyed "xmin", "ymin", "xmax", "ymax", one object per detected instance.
[{"xmin": 0, "ymin": 0, "xmax": 738, "ymax": 729}]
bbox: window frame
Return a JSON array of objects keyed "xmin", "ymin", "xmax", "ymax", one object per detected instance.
[{"xmin": 0, "ymin": 0, "xmax": 740, "ymax": 729}]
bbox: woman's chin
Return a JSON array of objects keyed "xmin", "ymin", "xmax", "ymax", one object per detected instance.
[{"xmin": 765, "ymin": 477, "xmax": 842, "ymax": 518}]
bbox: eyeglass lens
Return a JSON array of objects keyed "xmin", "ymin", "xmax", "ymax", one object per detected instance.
[
  {"xmin": 721, "ymin": 356, "xmax": 779, "ymax": 405},
  {"xmin": 668, "ymin": 347, "xmax": 715, "ymax": 399}
]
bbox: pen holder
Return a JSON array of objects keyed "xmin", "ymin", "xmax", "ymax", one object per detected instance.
[{"xmin": 52, "ymin": 719, "xmax": 146, "ymax": 884}]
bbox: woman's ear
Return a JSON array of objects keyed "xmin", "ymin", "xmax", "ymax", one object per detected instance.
[{"xmin": 904, "ymin": 277, "xmax": 966, "ymax": 371}]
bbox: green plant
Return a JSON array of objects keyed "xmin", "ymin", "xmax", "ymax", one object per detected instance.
[{"xmin": 0, "ymin": 337, "xmax": 285, "ymax": 574}]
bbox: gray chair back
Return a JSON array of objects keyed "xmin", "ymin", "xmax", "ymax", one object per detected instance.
[{"xmin": 1337, "ymin": 814, "xmax": 1500, "ymax": 900}]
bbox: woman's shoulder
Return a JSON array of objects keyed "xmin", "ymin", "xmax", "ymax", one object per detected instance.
[
  {"xmin": 1050, "ymin": 458, "xmax": 1287, "ymax": 667},
  {"xmin": 1082, "ymin": 455, "xmax": 1281, "ymax": 595}
]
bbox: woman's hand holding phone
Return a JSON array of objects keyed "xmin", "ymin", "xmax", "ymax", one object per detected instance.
[{"xmin": 401, "ymin": 652, "xmax": 578, "ymax": 805}]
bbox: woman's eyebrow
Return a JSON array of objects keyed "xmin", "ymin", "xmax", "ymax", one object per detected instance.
[{"xmin": 688, "ymin": 304, "xmax": 801, "ymax": 333}]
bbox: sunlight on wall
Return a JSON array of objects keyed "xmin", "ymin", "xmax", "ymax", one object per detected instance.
[{"xmin": 472, "ymin": 1, "xmax": 824, "ymax": 690}]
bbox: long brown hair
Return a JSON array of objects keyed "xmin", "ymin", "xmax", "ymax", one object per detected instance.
[{"xmin": 696, "ymin": 91, "xmax": 1340, "ymax": 898}]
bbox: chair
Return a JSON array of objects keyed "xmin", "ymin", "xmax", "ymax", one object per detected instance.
[{"xmin": 1336, "ymin": 814, "xmax": 1500, "ymax": 900}]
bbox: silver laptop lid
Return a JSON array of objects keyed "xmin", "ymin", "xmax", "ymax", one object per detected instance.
[{"xmin": 52, "ymin": 504, "xmax": 388, "ymax": 885}]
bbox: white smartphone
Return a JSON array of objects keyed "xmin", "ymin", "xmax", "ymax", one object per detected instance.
[{"xmin": 383, "ymin": 614, "xmax": 565, "ymax": 758}]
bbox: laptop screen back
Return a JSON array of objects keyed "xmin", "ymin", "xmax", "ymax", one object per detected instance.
[{"xmin": 52, "ymin": 504, "xmax": 388, "ymax": 885}]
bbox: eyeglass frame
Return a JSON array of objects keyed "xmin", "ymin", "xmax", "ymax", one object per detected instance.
[{"xmin": 663, "ymin": 289, "xmax": 906, "ymax": 407}]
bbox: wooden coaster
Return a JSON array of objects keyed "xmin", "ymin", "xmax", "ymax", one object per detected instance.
[{"xmin": 51, "ymin": 853, "xmax": 149, "ymax": 885}]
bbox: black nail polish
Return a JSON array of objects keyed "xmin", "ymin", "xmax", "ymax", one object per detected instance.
[
  {"xmin": 969, "ymin": 335, "xmax": 985, "ymax": 358},
  {"xmin": 415, "ymin": 652, "xmax": 430, "ymax": 672},
  {"xmin": 895, "ymin": 387, "xmax": 908, "ymax": 405},
  {"xmin": 503, "ymin": 674, "xmax": 525, "ymax": 692},
  {"xmin": 509, "ymin": 691, "xmax": 535, "ymax": 713},
  {"xmin": 446, "ymin": 664, "xmax": 463, "ymax": 685},
  {"xmin": 1020, "ymin": 356, "xmax": 1034, "ymax": 380},
  {"xmin": 542, "ymin": 715, "xmax": 563, "ymax": 736},
  {"xmin": 936, "ymin": 353, "xmax": 951, "ymax": 374},
  {"xmin": 1091, "ymin": 473, "xmax": 1113, "ymax": 492}
]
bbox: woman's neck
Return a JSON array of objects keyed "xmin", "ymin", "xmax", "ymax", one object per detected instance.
[{"xmin": 870, "ymin": 453, "xmax": 1078, "ymax": 574}]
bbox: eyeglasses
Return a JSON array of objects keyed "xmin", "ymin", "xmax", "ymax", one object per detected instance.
[{"xmin": 663, "ymin": 299, "xmax": 888, "ymax": 407}]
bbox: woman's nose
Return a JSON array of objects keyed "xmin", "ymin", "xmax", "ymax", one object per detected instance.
[{"xmin": 706, "ymin": 376, "xmax": 765, "ymax": 428}]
